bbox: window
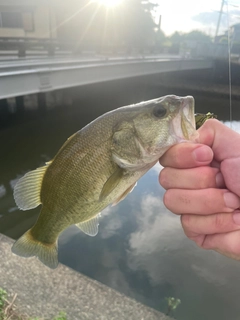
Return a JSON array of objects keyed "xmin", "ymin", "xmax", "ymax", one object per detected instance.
[{"xmin": 0, "ymin": 12, "xmax": 23, "ymax": 29}]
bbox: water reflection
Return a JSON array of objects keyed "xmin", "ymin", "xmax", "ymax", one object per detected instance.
[
  {"xmin": 224, "ymin": 120, "xmax": 240, "ymax": 133},
  {"xmin": 59, "ymin": 119, "xmax": 240, "ymax": 320},
  {"xmin": 59, "ymin": 160, "xmax": 240, "ymax": 320},
  {"xmin": 0, "ymin": 185, "xmax": 6, "ymax": 198}
]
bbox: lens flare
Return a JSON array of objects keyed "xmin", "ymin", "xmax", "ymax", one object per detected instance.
[{"xmin": 97, "ymin": 0, "xmax": 122, "ymax": 7}]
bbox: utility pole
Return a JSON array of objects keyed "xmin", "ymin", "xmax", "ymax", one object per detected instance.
[
  {"xmin": 158, "ymin": 15, "xmax": 161, "ymax": 31},
  {"xmin": 214, "ymin": 0, "xmax": 225, "ymax": 42}
]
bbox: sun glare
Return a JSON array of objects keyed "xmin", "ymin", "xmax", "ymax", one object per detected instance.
[{"xmin": 97, "ymin": 0, "xmax": 122, "ymax": 7}]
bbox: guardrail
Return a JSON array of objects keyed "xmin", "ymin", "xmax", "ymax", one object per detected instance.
[
  {"xmin": 0, "ymin": 37, "xmax": 167, "ymax": 57},
  {"xmin": 0, "ymin": 37, "xmax": 58, "ymax": 57},
  {"xmin": 0, "ymin": 37, "xmax": 239, "ymax": 60}
]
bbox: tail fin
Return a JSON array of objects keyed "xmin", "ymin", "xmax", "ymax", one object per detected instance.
[{"xmin": 11, "ymin": 230, "xmax": 58, "ymax": 269}]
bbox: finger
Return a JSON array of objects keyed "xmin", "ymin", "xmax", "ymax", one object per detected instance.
[
  {"xmin": 159, "ymin": 166, "xmax": 225, "ymax": 190},
  {"xmin": 198, "ymin": 119, "xmax": 240, "ymax": 161},
  {"xmin": 181, "ymin": 212, "xmax": 240, "ymax": 236},
  {"xmin": 163, "ymin": 188, "xmax": 240, "ymax": 215},
  {"xmin": 160, "ymin": 143, "xmax": 213, "ymax": 169},
  {"xmin": 201, "ymin": 230, "xmax": 240, "ymax": 261},
  {"xmin": 221, "ymin": 157, "xmax": 240, "ymax": 197}
]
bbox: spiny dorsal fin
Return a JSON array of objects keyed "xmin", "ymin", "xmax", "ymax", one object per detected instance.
[
  {"xmin": 76, "ymin": 213, "xmax": 100, "ymax": 236},
  {"xmin": 99, "ymin": 167, "xmax": 123, "ymax": 201},
  {"xmin": 14, "ymin": 163, "xmax": 50, "ymax": 210},
  {"xmin": 53, "ymin": 132, "xmax": 78, "ymax": 158}
]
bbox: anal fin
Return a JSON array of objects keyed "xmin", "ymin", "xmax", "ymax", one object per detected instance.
[{"xmin": 76, "ymin": 213, "xmax": 100, "ymax": 236}]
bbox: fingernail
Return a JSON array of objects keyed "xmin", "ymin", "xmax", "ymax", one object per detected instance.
[
  {"xmin": 233, "ymin": 211, "xmax": 240, "ymax": 225},
  {"xmin": 192, "ymin": 146, "xmax": 213, "ymax": 163},
  {"xmin": 216, "ymin": 172, "xmax": 224, "ymax": 187},
  {"xmin": 224, "ymin": 192, "xmax": 240, "ymax": 210}
]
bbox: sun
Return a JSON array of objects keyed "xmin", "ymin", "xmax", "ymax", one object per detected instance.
[{"xmin": 97, "ymin": 0, "xmax": 122, "ymax": 7}]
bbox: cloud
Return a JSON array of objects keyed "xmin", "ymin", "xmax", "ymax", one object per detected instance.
[
  {"xmin": 192, "ymin": 10, "xmax": 240, "ymax": 34},
  {"xmin": 192, "ymin": 11, "xmax": 219, "ymax": 26},
  {"xmin": 127, "ymin": 193, "xmax": 240, "ymax": 292}
]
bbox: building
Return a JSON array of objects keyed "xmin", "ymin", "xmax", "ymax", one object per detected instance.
[{"xmin": 0, "ymin": 0, "xmax": 57, "ymax": 39}]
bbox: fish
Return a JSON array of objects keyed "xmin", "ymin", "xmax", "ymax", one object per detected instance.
[{"xmin": 12, "ymin": 95, "xmax": 198, "ymax": 269}]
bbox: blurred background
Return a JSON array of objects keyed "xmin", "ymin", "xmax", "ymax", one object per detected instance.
[
  {"xmin": 0, "ymin": 1, "xmax": 240, "ymax": 319},
  {"xmin": 0, "ymin": 0, "xmax": 239, "ymax": 58}
]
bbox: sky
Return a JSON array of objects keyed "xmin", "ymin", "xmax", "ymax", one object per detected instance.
[{"xmin": 153, "ymin": 0, "xmax": 240, "ymax": 36}]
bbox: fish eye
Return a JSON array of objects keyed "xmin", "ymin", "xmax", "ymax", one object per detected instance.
[{"xmin": 153, "ymin": 104, "xmax": 167, "ymax": 118}]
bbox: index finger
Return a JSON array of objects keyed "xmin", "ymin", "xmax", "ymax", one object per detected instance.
[{"xmin": 160, "ymin": 143, "xmax": 213, "ymax": 169}]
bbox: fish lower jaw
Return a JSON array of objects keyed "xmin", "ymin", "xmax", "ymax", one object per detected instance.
[{"xmin": 171, "ymin": 114, "xmax": 198, "ymax": 143}]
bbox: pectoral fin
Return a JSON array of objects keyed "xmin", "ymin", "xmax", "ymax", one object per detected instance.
[
  {"xmin": 76, "ymin": 213, "xmax": 100, "ymax": 236},
  {"xmin": 99, "ymin": 166, "xmax": 124, "ymax": 201},
  {"xmin": 112, "ymin": 182, "xmax": 137, "ymax": 206}
]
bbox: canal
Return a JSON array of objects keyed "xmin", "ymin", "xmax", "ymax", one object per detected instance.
[{"xmin": 0, "ymin": 74, "xmax": 240, "ymax": 320}]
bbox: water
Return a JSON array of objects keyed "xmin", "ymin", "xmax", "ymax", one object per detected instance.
[{"xmin": 0, "ymin": 78, "xmax": 240, "ymax": 320}]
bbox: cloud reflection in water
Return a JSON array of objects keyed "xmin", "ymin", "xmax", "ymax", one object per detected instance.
[{"xmin": 58, "ymin": 121, "xmax": 240, "ymax": 320}]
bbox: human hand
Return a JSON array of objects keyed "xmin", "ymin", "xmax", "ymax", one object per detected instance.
[{"xmin": 159, "ymin": 119, "xmax": 240, "ymax": 260}]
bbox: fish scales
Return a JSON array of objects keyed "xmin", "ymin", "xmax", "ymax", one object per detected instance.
[{"xmin": 12, "ymin": 95, "xmax": 198, "ymax": 268}]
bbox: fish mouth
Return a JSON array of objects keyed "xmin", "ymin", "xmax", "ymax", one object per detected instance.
[
  {"xmin": 172, "ymin": 96, "xmax": 198, "ymax": 142},
  {"xmin": 181, "ymin": 96, "xmax": 196, "ymax": 140}
]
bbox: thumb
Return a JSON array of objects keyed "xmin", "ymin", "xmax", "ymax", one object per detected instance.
[
  {"xmin": 199, "ymin": 119, "xmax": 240, "ymax": 197},
  {"xmin": 198, "ymin": 119, "xmax": 240, "ymax": 162}
]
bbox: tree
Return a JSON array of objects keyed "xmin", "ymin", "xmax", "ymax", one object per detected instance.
[
  {"xmin": 169, "ymin": 31, "xmax": 183, "ymax": 44},
  {"xmin": 183, "ymin": 30, "xmax": 212, "ymax": 43}
]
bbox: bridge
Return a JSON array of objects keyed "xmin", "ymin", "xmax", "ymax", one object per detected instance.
[{"xmin": 0, "ymin": 55, "xmax": 213, "ymax": 100}]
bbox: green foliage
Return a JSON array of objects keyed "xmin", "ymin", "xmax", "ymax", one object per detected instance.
[
  {"xmin": 0, "ymin": 287, "xmax": 67, "ymax": 320},
  {"xmin": 168, "ymin": 30, "xmax": 212, "ymax": 44},
  {"xmin": 169, "ymin": 31, "xmax": 183, "ymax": 44},
  {"xmin": 0, "ymin": 288, "xmax": 7, "ymax": 310},
  {"xmin": 155, "ymin": 29, "xmax": 166, "ymax": 45},
  {"xmin": 183, "ymin": 30, "xmax": 212, "ymax": 42},
  {"xmin": 53, "ymin": 311, "xmax": 67, "ymax": 320},
  {"xmin": 165, "ymin": 297, "xmax": 181, "ymax": 316},
  {"xmin": 0, "ymin": 288, "xmax": 7, "ymax": 320},
  {"xmin": 219, "ymin": 36, "xmax": 228, "ymax": 44}
]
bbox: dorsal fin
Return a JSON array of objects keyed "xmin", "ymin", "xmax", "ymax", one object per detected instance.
[{"xmin": 14, "ymin": 163, "xmax": 50, "ymax": 210}]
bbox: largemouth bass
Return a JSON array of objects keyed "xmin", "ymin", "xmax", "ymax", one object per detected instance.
[{"xmin": 12, "ymin": 95, "xmax": 198, "ymax": 269}]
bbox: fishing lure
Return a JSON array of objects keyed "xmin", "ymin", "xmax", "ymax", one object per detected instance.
[{"xmin": 195, "ymin": 112, "xmax": 217, "ymax": 129}]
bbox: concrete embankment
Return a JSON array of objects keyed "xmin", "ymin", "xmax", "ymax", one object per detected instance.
[{"xmin": 0, "ymin": 234, "xmax": 172, "ymax": 320}]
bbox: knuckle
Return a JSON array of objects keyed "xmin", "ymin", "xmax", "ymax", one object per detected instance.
[
  {"xmin": 201, "ymin": 118, "xmax": 219, "ymax": 130},
  {"xmin": 198, "ymin": 167, "xmax": 216, "ymax": 188},
  {"xmin": 173, "ymin": 147, "xmax": 185, "ymax": 166},
  {"xmin": 214, "ymin": 214, "xmax": 227, "ymax": 230},
  {"xmin": 203, "ymin": 189, "xmax": 218, "ymax": 212}
]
